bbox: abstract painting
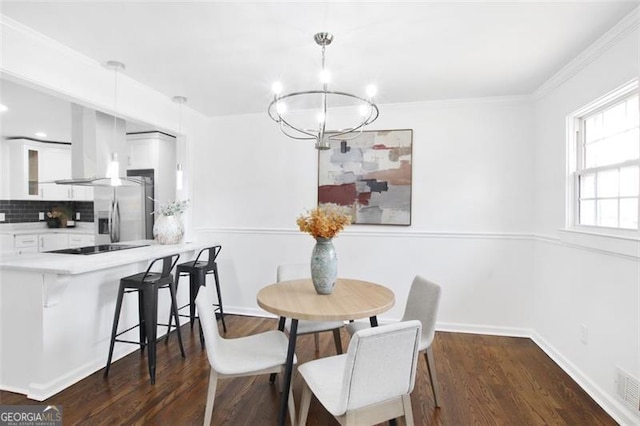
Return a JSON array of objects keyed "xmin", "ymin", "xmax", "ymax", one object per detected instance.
[{"xmin": 318, "ymin": 129, "xmax": 412, "ymax": 225}]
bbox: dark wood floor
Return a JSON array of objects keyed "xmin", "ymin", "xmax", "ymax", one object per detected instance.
[{"xmin": 0, "ymin": 315, "xmax": 616, "ymax": 425}]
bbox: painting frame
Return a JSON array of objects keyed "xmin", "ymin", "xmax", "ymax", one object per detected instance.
[{"xmin": 317, "ymin": 129, "xmax": 413, "ymax": 226}]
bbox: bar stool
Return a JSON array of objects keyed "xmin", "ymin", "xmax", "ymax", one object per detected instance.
[
  {"xmin": 168, "ymin": 245, "xmax": 226, "ymax": 347},
  {"xmin": 104, "ymin": 254, "xmax": 185, "ymax": 385}
]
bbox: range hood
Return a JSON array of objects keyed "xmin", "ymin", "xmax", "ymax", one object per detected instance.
[
  {"xmin": 55, "ymin": 104, "xmax": 142, "ymax": 187},
  {"xmin": 54, "ymin": 177, "xmax": 144, "ymax": 187}
]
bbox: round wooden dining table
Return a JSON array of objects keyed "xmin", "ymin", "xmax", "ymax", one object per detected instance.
[{"xmin": 257, "ymin": 278, "xmax": 395, "ymax": 426}]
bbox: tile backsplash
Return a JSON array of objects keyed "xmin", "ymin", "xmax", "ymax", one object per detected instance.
[{"xmin": 0, "ymin": 200, "xmax": 94, "ymax": 223}]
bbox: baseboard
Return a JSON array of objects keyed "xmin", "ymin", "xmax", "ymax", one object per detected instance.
[
  {"xmin": 22, "ymin": 317, "xmax": 191, "ymax": 401},
  {"xmin": 0, "ymin": 384, "xmax": 29, "ymax": 396},
  {"xmin": 27, "ymin": 344, "xmax": 139, "ymax": 401},
  {"xmin": 530, "ymin": 332, "xmax": 640, "ymax": 426},
  {"xmin": 435, "ymin": 321, "xmax": 533, "ymax": 338}
]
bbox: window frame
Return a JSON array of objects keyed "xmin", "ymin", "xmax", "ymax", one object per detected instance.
[{"xmin": 567, "ymin": 79, "xmax": 640, "ymax": 237}]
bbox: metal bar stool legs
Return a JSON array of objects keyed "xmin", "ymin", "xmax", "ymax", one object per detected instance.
[
  {"xmin": 211, "ymin": 265, "xmax": 227, "ymax": 333},
  {"xmin": 167, "ymin": 245, "xmax": 226, "ymax": 349},
  {"xmin": 142, "ymin": 283, "xmax": 159, "ymax": 382},
  {"xmin": 104, "ymin": 255, "xmax": 184, "ymax": 384},
  {"xmin": 104, "ymin": 284, "xmax": 126, "ymax": 377}
]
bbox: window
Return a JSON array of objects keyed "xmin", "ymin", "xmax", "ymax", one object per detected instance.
[{"xmin": 572, "ymin": 81, "xmax": 639, "ymax": 232}]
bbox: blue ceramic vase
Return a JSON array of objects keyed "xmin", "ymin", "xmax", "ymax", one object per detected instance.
[{"xmin": 310, "ymin": 237, "xmax": 337, "ymax": 295}]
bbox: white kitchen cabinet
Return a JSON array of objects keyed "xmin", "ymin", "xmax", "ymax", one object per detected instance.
[
  {"xmin": 5, "ymin": 232, "xmax": 96, "ymax": 253},
  {"xmin": 6, "ymin": 140, "xmax": 42, "ymax": 199},
  {"xmin": 67, "ymin": 233, "xmax": 95, "ymax": 248},
  {"xmin": 39, "ymin": 233, "xmax": 68, "ymax": 252},
  {"xmin": 126, "ymin": 132, "xmax": 177, "ymax": 212},
  {"xmin": 70, "ymin": 185, "xmax": 94, "ymax": 201},
  {"xmin": 14, "ymin": 234, "xmax": 39, "ymax": 254},
  {"xmin": 4, "ymin": 139, "xmax": 74, "ymax": 200},
  {"xmin": 39, "ymin": 144, "xmax": 71, "ymax": 200},
  {"xmin": 127, "ymin": 138, "xmax": 159, "ymax": 170}
]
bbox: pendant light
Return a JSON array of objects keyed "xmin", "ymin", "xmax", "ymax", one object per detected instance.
[
  {"xmin": 106, "ymin": 60, "xmax": 125, "ymax": 186},
  {"xmin": 173, "ymin": 95, "xmax": 187, "ymax": 191}
]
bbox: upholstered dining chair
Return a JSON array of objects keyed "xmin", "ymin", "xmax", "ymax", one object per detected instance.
[
  {"xmin": 195, "ymin": 285, "xmax": 296, "ymax": 426},
  {"xmin": 277, "ymin": 264, "xmax": 344, "ymax": 355},
  {"xmin": 298, "ymin": 320, "xmax": 422, "ymax": 425},
  {"xmin": 345, "ymin": 275, "xmax": 442, "ymax": 407}
]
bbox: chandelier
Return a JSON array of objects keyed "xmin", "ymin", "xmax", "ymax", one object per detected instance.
[{"xmin": 268, "ymin": 32, "xmax": 379, "ymax": 150}]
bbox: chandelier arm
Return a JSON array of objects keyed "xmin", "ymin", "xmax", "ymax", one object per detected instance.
[
  {"xmin": 279, "ymin": 123, "xmax": 318, "ymax": 141},
  {"xmin": 277, "ymin": 115, "xmax": 318, "ymax": 139},
  {"xmin": 328, "ymin": 129, "xmax": 363, "ymax": 141}
]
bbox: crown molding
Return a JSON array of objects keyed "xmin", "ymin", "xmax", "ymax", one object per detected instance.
[{"xmin": 533, "ymin": 7, "xmax": 640, "ymax": 100}]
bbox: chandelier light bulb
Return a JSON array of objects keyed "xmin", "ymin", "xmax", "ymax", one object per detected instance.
[
  {"xmin": 272, "ymin": 81, "xmax": 283, "ymax": 95},
  {"xmin": 359, "ymin": 104, "xmax": 370, "ymax": 117},
  {"xmin": 317, "ymin": 111, "xmax": 326, "ymax": 124},
  {"xmin": 366, "ymin": 84, "xmax": 378, "ymax": 98},
  {"xmin": 276, "ymin": 102, "xmax": 287, "ymax": 115},
  {"xmin": 319, "ymin": 69, "xmax": 331, "ymax": 84}
]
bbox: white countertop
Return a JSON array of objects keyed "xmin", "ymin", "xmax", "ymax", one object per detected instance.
[
  {"xmin": 0, "ymin": 239, "xmax": 214, "ymax": 275},
  {"xmin": 0, "ymin": 222, "xmax": 95, "ymax": 235}
]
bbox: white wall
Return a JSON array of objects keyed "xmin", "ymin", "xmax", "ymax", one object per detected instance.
[
  {"xmin": 532, "ymin": 18, "xmax": 640, "ymax": 424},
  {"xmin": 196, "ymin": 98, "xmax": 536, "ymax": 328}
]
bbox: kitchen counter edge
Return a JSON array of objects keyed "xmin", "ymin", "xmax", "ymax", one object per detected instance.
[{"xmin": 0, "ymin": 240, "xmax": 214, "ymax": 275}]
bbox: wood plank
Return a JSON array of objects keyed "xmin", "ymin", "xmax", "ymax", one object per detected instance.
[{"xmin": 0, "ymin": 315, "xmax": 617, "ymax": 425}]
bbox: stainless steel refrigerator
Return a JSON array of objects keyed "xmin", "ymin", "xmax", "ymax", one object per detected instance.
[{"xmin": 94, "ymin": 170, "xmax": 154, "ymax": 244}]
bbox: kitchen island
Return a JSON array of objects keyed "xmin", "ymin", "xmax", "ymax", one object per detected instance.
[{"xmin": 0, "ymin": 239, "xmax": 215, "ymax": 400}]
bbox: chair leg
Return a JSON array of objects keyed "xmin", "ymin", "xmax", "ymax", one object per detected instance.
[
  {"xmin": 313, "ymin": 333, "xmax": 320, "ymax": 354},
  {"xmin": 288, "ymin": 383, "xmax": 296, "ymax": 426},
  {"xmin": 402, "ymin": 394, "xmax": 414, "ymax": 426},
  {"xmin": 197, "ymin": 269, "xmax": 207, "ymax": 349},
  {"xmin": 189, "ymin": 271, "xmax": 198, "ymax": 329},
  {"xmin": 142, "ymin": 286, "xmax": 159, "ymax": 385},
  {"xmin": 165, "ymin": 273, "xmax": 180, "ymax": 344},
  {"xmin": 211, "ymin": 266, "xmax": 226, "ymax": 333},
  {"xmin": 424, "ymin": 346, "xmax": 441, "ymax": 407},
  {"xmin": 168, "ymin": 277, "xmax": 186, "ymax": 358},
  {"xmin": 270, "ymin": 317, "xmax": 286, "ymax": 384},
  {"xmin": 203, "ymin": 369, "xmax": 218, "ymax": 426},
  {"xmin": 104, "ymin": 284, "xmax": 125, "ymax": 377},
  {"xmin": 298, "ymin": 381, "xmax": 312, "ymax": 426},
  {"xmin": 332, "ymin": 328, "xmax": 343, "ymax": 354},
  {"xmin": 138, "ymin": 289, "xmax": 147, "ymax": 353}
]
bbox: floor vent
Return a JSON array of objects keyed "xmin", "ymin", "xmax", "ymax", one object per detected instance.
[{"xmin": 617, "ymin": 368, "xmax": 640, "ymax": 410}]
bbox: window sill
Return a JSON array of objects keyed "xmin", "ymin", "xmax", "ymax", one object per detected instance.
[{"xmin": 558, "ymin": 228, "xmax": 640, "ymax": 259}]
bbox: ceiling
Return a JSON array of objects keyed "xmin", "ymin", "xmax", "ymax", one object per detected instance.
[
  {"xmin": 0, "ymin": 79, "xmax": 156, "ymax": 141},
  {"xmin": 1, "ymin": 1, "xmax": 638, "ymax": 120}
]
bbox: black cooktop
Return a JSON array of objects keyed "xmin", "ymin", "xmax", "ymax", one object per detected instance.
[{"xmin": 48, "ymin": 244, "xmax": 149, "ymax": 255}]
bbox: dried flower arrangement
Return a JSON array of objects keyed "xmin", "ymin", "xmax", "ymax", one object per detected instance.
[
  {"xmin": 296, "ymin": 203, "xmax": 352, "ymax": 239},
  {"xmin": 153, "ymin": 199, "xmax": 190, "ymax": 216}
]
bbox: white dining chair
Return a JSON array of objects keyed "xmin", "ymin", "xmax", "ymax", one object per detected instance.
[
  {"xmin": 195, "ymin": 285, "xmax": 296, "ymax": 426},
  {"xmin": 298, "ymin": 320, "xmax": 422, "ymax": 425},
  {"xmin": 345, "ymin": 275, "xmax": 442, "ymax": 407},
  {"xmin": 277, "ymin": 264, "xmax": 344, "ymax": 355}
]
